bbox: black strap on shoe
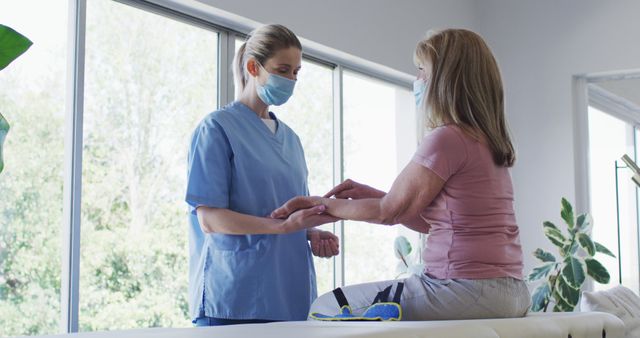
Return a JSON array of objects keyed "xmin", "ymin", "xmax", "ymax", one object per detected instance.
[
  {"xmin": 332, "ymin": 281, "xmax": 405, "ymax": 309},
  {"xmin": 372, "ymin": 285, "xmax": 393, "ymax": 304},
  {"xmin": 332, "ymin": 287, "xmax": 350, "ymax": 308},
  {"xmin": 392, "ymin": 282, "xmax": 404, "ymax": 303}
]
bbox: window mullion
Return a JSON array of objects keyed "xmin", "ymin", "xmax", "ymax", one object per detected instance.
[
  {"xmin": 634, "ymin": 127, "xmax": 640, "ymax": 291},
  {"xmin": 332, "ymin": 66, "xmax": 345, "ymax": 288},
  {"xmin": 61, "ymin": 0, "xmax": 86, "ymax": 333},
  {"xmin": 217, "ymin": 31, "xmax": 235, "ymax": 107}
]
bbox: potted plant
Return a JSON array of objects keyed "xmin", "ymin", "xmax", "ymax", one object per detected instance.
[
  {"xmin": 0, "ymin": 24, "xmax": 32, "ymax": 173},
  {"xmin": 528, "ymin": 198, "xmax": 616, "ymax": 312}
]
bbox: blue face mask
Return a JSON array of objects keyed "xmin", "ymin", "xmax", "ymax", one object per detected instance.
[
  {"xmin": 413, "ymin": 78, "xmax": 428, "ymax": 109},
  {"xmin": 256, "ymin": 64, "xmax": 296, "ymax": 106}
]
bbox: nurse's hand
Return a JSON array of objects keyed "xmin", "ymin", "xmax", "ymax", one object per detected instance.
[
  {"xmin": 271, "ymin": 196, "xmax": 323, "ymax": 219},
  {"xmin": 324, "ymin": 179, "xmax": 386, "ymax": 200},
  {"xmin": 307, "ymin": 229, "xmax": 339, "ymax": 258},
  {"xmin": 280, "ymin": 204, "xmax": 340, "ymax": 233}
]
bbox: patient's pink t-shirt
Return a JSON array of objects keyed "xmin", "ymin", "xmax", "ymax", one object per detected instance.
[{"xmin": 412, "ymin": 125, "xmax": 523, "ymax": 280}]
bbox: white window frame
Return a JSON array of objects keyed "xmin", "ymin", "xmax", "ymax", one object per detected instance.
[
  {"xmin": 573, "ymin": 69, "xmax": 640, "ymax": 293},
  {"xmin": 574, "ymin": 70, "xmax": 640, "ymax": 209},
  {"xmin": 61, "ymin": 0, "xmax": 86, "ymax": 332}
]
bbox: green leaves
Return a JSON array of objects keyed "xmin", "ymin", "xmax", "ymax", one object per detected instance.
[
  {"xmin": 528, "ymin": 198, "xmax": 617, "ymax": 313},
  {"xmin": 527, "ymin": 262, "xmax": 556, "ymax": 281},
  {"xmin": 543, "ymin": 221, "xmax": 566, "ymax": 248},
  {"xmin": 0, "ymin": 24, "xmax": 32, "ymax": 71},
  {"xmin": 585, "ymin": 258, "xmax": 610, "ymax": 284},
  {"xmin": 530, "ymin": 282, "xmax": 551, "ymax": 312},
  {"xmin": 562, "ymin": 256, "xmax": 585, "ymax": 289},
  {"xmin": 556, "ymin": 274, "xmax": 580, "ymax": 307},
  {"xmin": 0, "ymin": 25, "xmax": 31, "ymax": 174},
  {"xmin": 561, "ymin": 198, "xmax": 574, "ymax": 229},
  {"xmin": 595, "ymin": 241, "xmax": 616, "ymax": 258},
  {"xmin": 533, "ymin": 248, "xmax": 556, "ymax": 262},
  {"xmin": 394, "ymin": 236, "xmax": 424, "ymax": 278},
  {"xmin": 575, "ymin": 213, "xmax": 590, "ymax": 232},
  {"xmin": 552, "ymin": 292, "xmax": 574, "ymax": 312},
  {"xmin": 394, "ymin": 236, "xmax": 411, "ymax": 260},
  {"xmin": 577, "ymin": 233, "xmax": 596, "ymax": 256},
  {"xmin": 0, "ymin": 112, "xmax": 8, "ymax": 174}
]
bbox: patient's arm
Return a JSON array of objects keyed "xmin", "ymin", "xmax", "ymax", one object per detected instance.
[
  {"xmin": 323, "ymin": 179, "xmax": 386, "ymax": 199},
  {"xmin": 401, "ymin": 214, "xmax": 431, "ymax": 234},
  {"xmin": 272, "ymin": 162, "xmax": 444, "ymax": 229},
  {"xmin": 323, "ymin": 179, "xmax": 430, "ymax": 234}
]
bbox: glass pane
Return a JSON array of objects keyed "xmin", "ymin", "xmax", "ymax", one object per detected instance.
[
  {"xmin": 588, "ymin": 106, "xmax": 637, "ymax": 292},
  {"xmin": 342, "ymin": 71, "xmax": 415, "ymax": 285},
  {"xmin": 81, "ymin": 0, "xmax": 217, "ymax": 331},
  {"xmin": 0, "ymin": 1, "xmax": 67, "ymax": 336},
  {"xmin": 271, "ymin": 60, "xmax": 335, "ymax": 295},
  {"xmin": 235, "ymin": 38, "xmax": 336, "ymax": 294}
]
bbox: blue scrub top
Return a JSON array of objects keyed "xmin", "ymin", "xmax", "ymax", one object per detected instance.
[{"xmin": 185, "ymin": 101, "xmax": 317, "ymax": 321}]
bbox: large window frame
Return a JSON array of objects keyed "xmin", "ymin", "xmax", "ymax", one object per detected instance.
[
  {"xmin": 574, "ymin": 70, "xmax": 640, "ymax": 294},
  {"xmin": 58, "ymin": 0, "xmax": 415, "ymax": 333}
]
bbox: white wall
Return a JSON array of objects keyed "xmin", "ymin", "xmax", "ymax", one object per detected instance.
[
  {"xmin": 195, "ymin": 0, "xmax": 477, "ymax": 75},
  {"xmin": 474, "ymin": 0, "xmax": 640, "ymax": 277},
  {"xmin": 193, "ymin": 0, "xmax": 640, "ymax": 282}
]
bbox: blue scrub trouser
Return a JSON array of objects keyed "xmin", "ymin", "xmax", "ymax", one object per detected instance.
[{"xmin": 194, "ymin": 317, "xmax": 280, "ymax": 326}]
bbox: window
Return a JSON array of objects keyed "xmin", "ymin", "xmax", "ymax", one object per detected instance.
[
  {"xmin": 342, "ymin": 70, "xmax": 417, "ymax": 284},
  {"xmin": 587, "ymin": 106, "xmax": 639, "ymax": 292},
  {"xmin": 234, "ymin": 38, "xmax": 338, "ymax": 293},
  {"xmin": 0, "ymin": 1, "xmax": 68, "ymax": 336},
  {"xmin": 232, "ymin": 43, "xmax": 419, "ymax": 288},
  {"xmin": 270, "ymin": 60, "xmax": 335, "ymax": 295},
  {"xmin": 80, "ymin": 0, "xmax": 218, "ymax": 330},
  {"xmin": 0, "ymin": 1, "xmax": 415, "ymax": 334}
]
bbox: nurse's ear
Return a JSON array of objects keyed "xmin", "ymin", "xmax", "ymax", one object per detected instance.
[{"xmin": 246, "ymin": 58, "xmax": 260, "ymax": 78}]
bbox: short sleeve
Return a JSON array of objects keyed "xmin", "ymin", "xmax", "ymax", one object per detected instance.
[
  {"xmin": 185, "ymin": 118, "xmax": 233, "ymax": 214},
  {"xmin": 411, "ymin": 126, "xmax": 468, "ymax": 181}
]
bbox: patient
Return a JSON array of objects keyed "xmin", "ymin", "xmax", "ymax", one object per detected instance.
[{"xmin": 271, "ymin": 28, "xmax": 531, "ymax": 320}]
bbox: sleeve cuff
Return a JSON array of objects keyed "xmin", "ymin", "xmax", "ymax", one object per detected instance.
[
  {"xmin": 186, "ymin": 194, "xmax": 229, "ymax": 214},
  {"xmin": 411, "ymin": 154, "xmax": 448, "ymax": 181}
]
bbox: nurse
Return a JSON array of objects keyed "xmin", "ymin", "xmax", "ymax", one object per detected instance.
[{"xmin": 185, "ymin": 24, "xmax": 339, "ymax": 326}]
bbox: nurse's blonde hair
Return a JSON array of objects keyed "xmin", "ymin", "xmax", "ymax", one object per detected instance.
[
  {"xmin": 233, "ymin": 24, "xmax": 302, "ymax": 94},
  {"xmin": 414, "ymin": 29, "xmax": 515, "ymax": 167}
]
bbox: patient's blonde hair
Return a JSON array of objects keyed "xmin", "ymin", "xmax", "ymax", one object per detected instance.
[{"xmin": 414, "ymin": 29, "xmax": 515, "ymax": 167}]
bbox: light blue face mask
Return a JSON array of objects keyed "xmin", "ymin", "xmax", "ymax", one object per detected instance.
[
  {"xmin": 256, "ymin": 64, "xmax": 296, "ymax": 106},
  {"xmin": 413, "ymin": 78, "xmax": 428, "ymax": 109}
]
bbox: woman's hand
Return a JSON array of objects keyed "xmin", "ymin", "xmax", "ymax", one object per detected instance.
[
  {"xmin": 271, "ymin": 180, "xmax": 385, "ymax": 219},
  {"xmin": 271, "ymin": 196, "xmax": 323, "ymax": 219},
  {"xmin": 307, "ymin": 229, "xmax": 339, "ymax": 258},
  {"xmin": 280, "ymin": 203, "xmax": 340, "ymax": 233},
  {"xmin": 323, "ymin": 179, "xmax": 385, "ymax": 199}
]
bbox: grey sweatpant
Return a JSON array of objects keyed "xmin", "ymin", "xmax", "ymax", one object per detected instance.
[{"xmin": 309, "ymin": 274, "xmax": 531, "ymax": 321}]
